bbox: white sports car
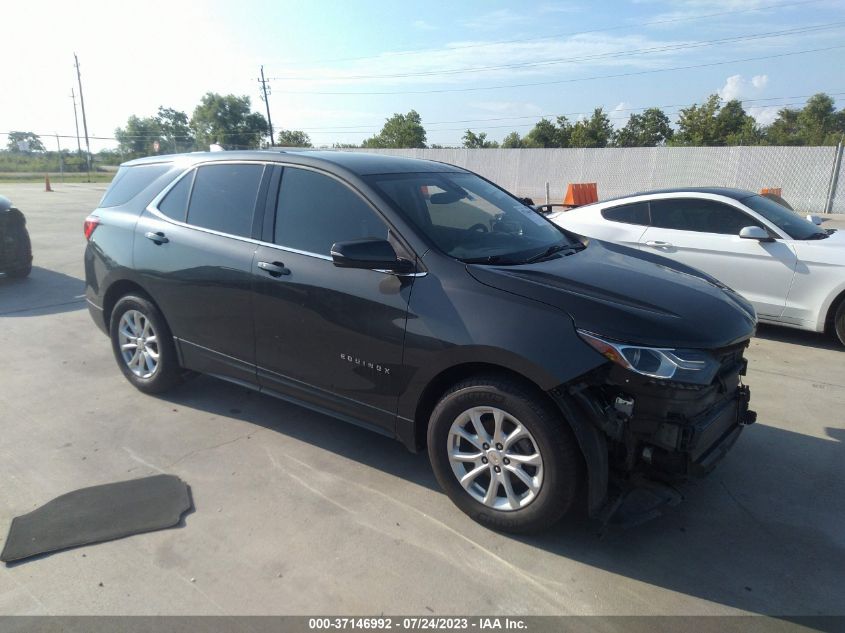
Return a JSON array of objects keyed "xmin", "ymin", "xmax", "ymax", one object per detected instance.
[{"xmin": 547, "ymin": 188, "xmax": 845, "ymax": 345}]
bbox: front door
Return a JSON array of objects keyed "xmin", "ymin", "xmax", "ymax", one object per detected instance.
[
  {"xmin": 639, "ymin": 197, "xmax": 797, "ymax": 318},
  {"xmin": 252, "ymin": 166, "xmax": 415, "ymax": 432}
]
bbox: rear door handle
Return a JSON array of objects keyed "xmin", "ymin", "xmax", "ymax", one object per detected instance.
[
  {"xmin": 257, "ymin": 260, "xmax": 291, "ymax": 277},
  {"xmin": 645, "ymin": 240, "xmax": 672, "ymax": 248},
  {"xmin": 145, "ymin": 231, "xmax": 169, "ymax": 245}
]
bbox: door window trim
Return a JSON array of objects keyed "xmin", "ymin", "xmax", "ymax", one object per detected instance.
[
  {"xmin": 147, "ymin": 159, "xmax": 426, "ymax": 271},
  {"xmin": 148, "ymin": 160, "xmax": 272, "ymax": 243}
]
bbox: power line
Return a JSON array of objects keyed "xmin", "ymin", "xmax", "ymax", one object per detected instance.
[
  {"xmin": 269, "ymin": 22, "xmax": 845, "ymax": 82},
  {"xmin": 7, "ymin": 92, "xmax": 841, "ymax": 142},
  {"xmin": 272, "ymin": 0, "xmax": 826, "ymax": 68},
  {"xmin": 283, "ymin": 45, "xmax": 845, "ymax": 95},
  {"xmin": 301, "ymin": 93, "xmax": 845, "ymax": 131}
]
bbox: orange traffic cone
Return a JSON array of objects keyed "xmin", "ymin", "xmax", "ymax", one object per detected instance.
[{"xmin": 45, "ymin": 174, "xmax": 53, "ymax": 192}]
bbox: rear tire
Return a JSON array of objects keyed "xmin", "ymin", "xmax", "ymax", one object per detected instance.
[
  {"xmin": 834, "ymin": 299, "xmax": 845, "ymax": 347},
  {"xmin": 427, "ymin": 375, "xmax": 582, "ymax": 534},
  {"xmin": 110, "ymin": 294, "xmax": 183, "ymax": 394},
  {"xmin": 8, "ymin": 226, "xmax": 31, "ymax": 278}
]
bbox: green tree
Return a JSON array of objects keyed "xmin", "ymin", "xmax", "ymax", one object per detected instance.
[
  {"xmin": 501, "ymin": 131, "xmax": 524, "ymax": 148},
  {"xmin": 6, "ymin": 131, "xmax": 45, "ymax": 152},
  {"xmin": 276, "ymin": 130, "xmax": 312, "ymax": 147},
  {"xmin": 462, "ymin": 129, "xmax": 499, "ymax": 148},
  {"xmin": 156, "ymin": 107, "xmax": 193, "ymax": 153},
  {"xmin": 190, "ymin": 93, "xmax": 268, "ymax": 150},
  {"xmin": 524, "ymin": 116, "xmax": 572, "ymax": 148},
  {"xmin": 715, "ymin": 100, "xmax": 760, "ymax": 145},
  {"xmin": 570, "ymin": 108, "xmax": 613, "ymax": 148},
  {"xmin": 765, "ymin": 108, "xmax": 801, "ymax": 145},
  {"xmin": 614, "ymin": 108, "xmax": 673, "ymax": 147},
  {"xmin": 797, "ymin": 93, "xmax": 842, "ymax": 145},
  {"xmin": 674, "ymin": 95, "xmax": 721, "ymax": 146},
  {"xmin": 115, "ymin": 115, "xmax": 163, "ymax": 158},
  {"xmin": 362, "ymin": 110, "xmax": 427, "ymax": 148}
]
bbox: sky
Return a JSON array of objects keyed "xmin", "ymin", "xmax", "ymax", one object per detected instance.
[{"xmin": 2, "ymin": 0, "xmax": 843, "ymax": 151}]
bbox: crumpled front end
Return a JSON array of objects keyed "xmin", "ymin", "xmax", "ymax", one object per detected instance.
[{"xmin": 557, "ymin": 337, "xmax": 756, "ymax": 526}]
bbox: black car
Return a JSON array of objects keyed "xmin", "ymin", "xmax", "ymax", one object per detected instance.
[
  {"xmin": 0, "ymin": 195, "xmax": 32, "ymax": 278},
  {"xmin": 84, "ymin": 151, "xmax": 757, "ymax": 533}
]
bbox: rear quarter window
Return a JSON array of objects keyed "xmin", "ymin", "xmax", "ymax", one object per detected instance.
[
  {"xmin": 601, "ymin": 201, "xmax": 650, "ymax": 225},
  {"xmin": 99, "ymin": 164, "xmax": 173, "ymax": 208}
]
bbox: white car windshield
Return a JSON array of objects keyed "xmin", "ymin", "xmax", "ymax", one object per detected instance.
[{"xmin": 742, "ymin": 194, "xmax": 827, "ymax": 240}]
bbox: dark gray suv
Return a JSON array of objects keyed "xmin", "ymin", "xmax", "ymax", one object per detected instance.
[{"xmin": 84, "ymin": 150, "xmax": 757, "ymax": 532}]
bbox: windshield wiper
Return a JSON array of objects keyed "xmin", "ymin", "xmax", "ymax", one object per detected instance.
[
  {"xmin": 806, "ymin": 232, "xmax": 829, "ymax": 240},
  {"xmin": 523, "ymin": 242, "xmax": 579, "ymax": 264},
  {"xmin": 463, "ymin": 255, "xmax": 522, "ymax": 265}
]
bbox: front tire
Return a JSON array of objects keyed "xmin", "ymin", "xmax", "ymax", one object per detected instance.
[
  {"xmin": 427, "ymin": 376, "xmax": 582, "ymax": 534},
  {"xmin": 8, "ymin": 226, "xmax": 31, "ymax": 278},
  {"xmin": 834, "ymin": 299, "xmax": 845, "ymax": 347},
  {"xmin": 109, "ymin": 294, "xmax": 182, "ymax": 394}
]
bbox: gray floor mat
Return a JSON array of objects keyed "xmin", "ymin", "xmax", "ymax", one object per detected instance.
[{"xmin": 1, "ymin": 474, "xmax": 191, "ymax": 563}]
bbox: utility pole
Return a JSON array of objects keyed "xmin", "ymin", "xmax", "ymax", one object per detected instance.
[
  {"xmin": 74, "ymin": 53, "xmax": 92, "ymax": 182},
  {"xmin": 70, "ymin": 88, "xmax": 82, "ymax": 154},
  {"xmin": 258, "ymin": 65, "xmax": 274, "ymax": 146},
  {"xmin": 55, "ymin": 134, "xmax": 64, "ymax": 183}
]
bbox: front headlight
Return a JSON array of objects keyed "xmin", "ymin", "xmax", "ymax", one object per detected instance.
[{"xmin": 577, "ymin": 330, "xmax": 720, "ymax": 385}]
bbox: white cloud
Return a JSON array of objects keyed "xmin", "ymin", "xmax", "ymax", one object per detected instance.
[
  {"xmin": 412, "ymin": 20, "xmax": 435, "ymax": 31},
  {"xmin": 748, "ymin": 105, "xmax": 781, "ymax": 126},
  {"xmin": 609, "ymin": 102, "xmax": 632, "ymax": 129},
  {"xmin": 719, "ymin": 74, "xmax": 744, "ymax": 101},
  {"xmin": 718, "ymin": 73, "xmax": 768, "ymax": 101}
]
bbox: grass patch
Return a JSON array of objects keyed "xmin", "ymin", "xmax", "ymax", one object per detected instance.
[{"xmin": 0, "ymin": 172, "xmax": 114, "ymax": 184}]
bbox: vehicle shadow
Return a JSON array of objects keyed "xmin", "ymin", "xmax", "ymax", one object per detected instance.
[
  {"xmin": 162, "ymin": 375, "xmax": 845, "ymax": 615},
  {"xmin": 0, "ymin": 266, "xmax": 85, "ymax": 317},
  {"xmin": 754, "ymin": 323, "xmax": 842, "ymax": 351}
]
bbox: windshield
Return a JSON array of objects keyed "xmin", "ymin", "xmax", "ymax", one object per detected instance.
[
  {"xmin": 742, "ymin": 194, "xmax": 826, "ymax": 240},
  {"xmin": 367, "ymin": 172, "xmax": 579, "ymax": 264}
]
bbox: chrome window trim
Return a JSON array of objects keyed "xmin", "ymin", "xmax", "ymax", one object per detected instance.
[{"xmin": 146, "ymin": 159, "xmax": 426, "ymax": 273}]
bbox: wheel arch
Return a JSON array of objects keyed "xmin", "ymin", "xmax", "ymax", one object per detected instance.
[
  {"xmin": 401, "ymin": 361, "xmax": 608, "ymax": 516},
  {"xmin": 823, "ymin": 286, "xmax": 845, "ymax": 334},
  {"xmin": 102, "ymin": 278, "xmax": 160, "ymax": 334}
]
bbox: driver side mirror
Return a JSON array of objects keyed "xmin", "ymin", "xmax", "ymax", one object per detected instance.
[
  {"xmin": 739, "ymin": 226, "xmax": 774, "ymax": 242},
  {"xmin": 330, "ymin": 238, "xmax": 415, "ymax": 274}
]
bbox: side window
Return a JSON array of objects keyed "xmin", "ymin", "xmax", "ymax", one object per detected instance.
[
  {"xmin": 274, "ymin": 168, "xmax": 388, "ymax": 255},
  {"xmin": 601, "ymin": 202, "xmax": 649, "ymax": 225},
  {"xmin": 157, "ymin": 171, "xmax": 194, "ymax": 222},
  {"xmin": 650, "ymin": 198, "xmax": 761, "ymax": 235},
  {"xmin": 186, "ymin": 164, "xmax": 264, "ymax": 237}
]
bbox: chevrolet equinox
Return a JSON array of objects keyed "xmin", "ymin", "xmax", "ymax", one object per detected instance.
[{"xmin": 84, "ymin": 151, "xmax": 757, "ymax": 533}]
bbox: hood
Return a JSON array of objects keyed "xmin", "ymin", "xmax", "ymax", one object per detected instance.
[
  {"xmin": 793, "ymin": 229, "xmax": 845, "ymax": 266},
  {"xmin": 467, "ymin": 239, "xmax": 756, "ymax": 349}
]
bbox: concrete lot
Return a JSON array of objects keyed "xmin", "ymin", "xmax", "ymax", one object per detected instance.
[{"xmin": 0, "ymin": 183, "xmax": 843, "ymax": 616}]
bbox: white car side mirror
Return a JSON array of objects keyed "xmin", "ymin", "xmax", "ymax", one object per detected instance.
[
  {"xmin": 806, "ymin": 214, "xmax": 822, "ymax": 225},
  {"xmin": 739, "ymin": 226, "xmax": 774, "ymax": 242}
]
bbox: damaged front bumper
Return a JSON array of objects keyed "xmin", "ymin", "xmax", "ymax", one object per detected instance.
[{"xmin": 558, "ymin": 340, "xmax": 757, "ymax": 526}]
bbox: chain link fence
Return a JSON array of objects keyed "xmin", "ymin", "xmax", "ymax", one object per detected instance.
[{"xmin": 351, "ymin": 146, "xmax": 844, "ymax": 214}]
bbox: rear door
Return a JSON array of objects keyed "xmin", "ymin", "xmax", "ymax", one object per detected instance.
[
  {"xmin": 134, "ymin": 162, "xmax": 269, "ymax": 383},
  {"xmin": 251, "ymin": 166, "xmax": 415, "ymax": 433},
  {"xmin": 638, "ymin": 197, "xmax": 797, "ymax": 318}
]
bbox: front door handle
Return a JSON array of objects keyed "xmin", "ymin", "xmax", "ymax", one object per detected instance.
[
  {"xmin": 145, "ymin": 231, "xmax": 169, "ymax": 245},
  {"xmin": 257, "ymin": 260, "xmax": 291, "ymax": 277},
  {"xmin": 645, "ymin": 240, "xmax": 673, "ymax": 248}
]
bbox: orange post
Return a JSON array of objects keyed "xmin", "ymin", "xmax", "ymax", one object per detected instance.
[
  {"xmin": 45, "ymin": 174, "xmax": 53, "ymax": 192},
  {"xmin": 761, "ymin": 187, "xmax": 782, "ymax": 196},
  {"xmin": 563, "ymin": 182, "xmax": 598, "ymax": 206}
]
